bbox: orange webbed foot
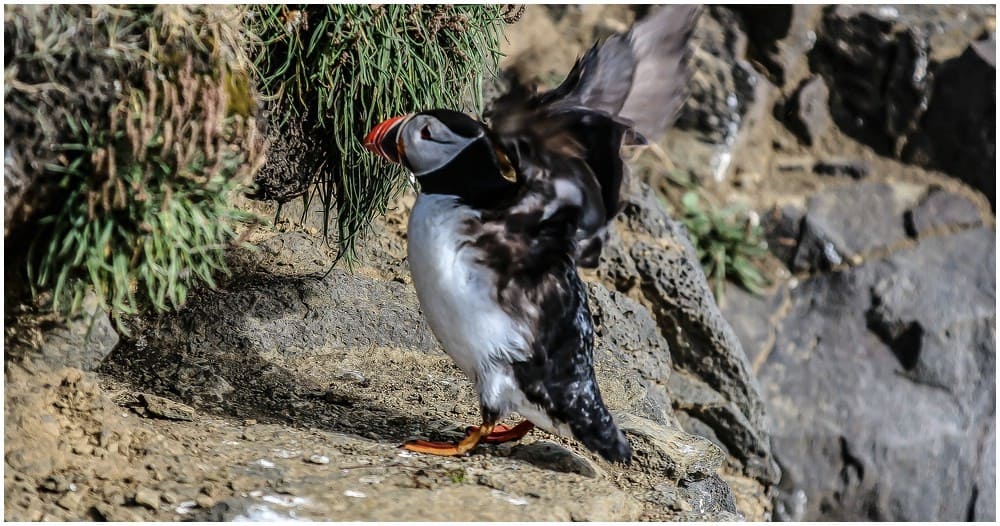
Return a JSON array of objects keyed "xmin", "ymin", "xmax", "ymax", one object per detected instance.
[
  {"xmin": 466, "ymin": 420, "xmax": 535, "ymax": 444},
  {"xmin": 402, "ymin": 423, "xmax": 495, "ymax": 457}
]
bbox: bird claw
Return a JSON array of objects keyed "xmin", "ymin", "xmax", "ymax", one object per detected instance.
[
  {"xmin": 401, "ymin": 439, "xmax": 468, "ymax": 456},
  {"xmin": 465, "ymin": 423, "xmax": 511, "ymax": 437},
  {"xmin": 466, "ymin": 421, "xmax": 535, "ymax": 444}
]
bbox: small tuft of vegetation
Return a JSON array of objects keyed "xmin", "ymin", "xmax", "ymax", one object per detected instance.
[
  {"xmin": 678, "ymin": 190, "xmax": 770, "ymax": 303},
  {"xmin": 247, "ymin": 4, "xmax": 510, "ymax": 260},
  {"xmin": 628, "ymin": 147, "xmax": 771, "ymax": 304},
  {"xmin": 6, "ymin": 5, "xmax": 262, "ymax": 323},
  {"xmin": 447, "ymin": 467, "xmax": 467, "ymax": 484}
]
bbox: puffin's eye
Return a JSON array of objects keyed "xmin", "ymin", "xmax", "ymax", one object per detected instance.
[{"xmin": 420, "ymin": 126, "xmax": 432, "ymax": 140}]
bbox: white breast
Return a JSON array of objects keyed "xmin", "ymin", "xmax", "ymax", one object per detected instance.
[
  {"xmin": 407, "ymin": 194, "xmax": 531, "ymax": 385},
  {"xmin": 406, "ymin": 193, "xmax": 577, "ymax": 436}
]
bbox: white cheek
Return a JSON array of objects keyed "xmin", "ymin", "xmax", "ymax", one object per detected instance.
[{"xmin": 411, "ymin": 141, "xmax": 471, "ymax": 176}]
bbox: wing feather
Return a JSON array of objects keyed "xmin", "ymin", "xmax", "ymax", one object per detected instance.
[{"xmin": 486, "ymin": 5, "xmax": 701, "ymax": 266}]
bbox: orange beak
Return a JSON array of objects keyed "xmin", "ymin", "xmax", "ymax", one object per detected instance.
[{"xmin": 363, "ymin": 114, "xmax": 410, "ymax": 164}]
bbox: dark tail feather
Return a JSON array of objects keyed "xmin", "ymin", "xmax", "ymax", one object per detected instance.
[
  {"xmin": 571, "ymin": 395, "xmax": 633, "ymax": 464},
  {"xmin": 511, "ymin": 354, "xmax": 633, "ymax": 464}
]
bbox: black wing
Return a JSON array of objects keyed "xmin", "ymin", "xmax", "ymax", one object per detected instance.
[{"xmin": 486, "ymin": 5, "xmax": 701, "ymax": 267}]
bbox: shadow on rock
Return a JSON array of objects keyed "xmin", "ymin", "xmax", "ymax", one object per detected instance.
[{"xmin": 100, "ymin": 269, "xmax": 450, "ymax": 445}]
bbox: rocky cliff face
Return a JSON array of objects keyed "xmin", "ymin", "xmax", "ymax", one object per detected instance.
[
  {"xmin": 679, "ymin": 4, "xmax": 996, "ymax": 522},
  {"xmin": 5, "ymin": 4, "xmax": 995, "ymax": 522},
  {"xmin": 6, "ymin": 181, "xmax": 774, "ymax": 520},
  {"xmin": 728, "ymin": 188, "xmax": 995, "ymax": 521}
]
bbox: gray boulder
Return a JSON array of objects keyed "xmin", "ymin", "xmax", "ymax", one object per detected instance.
[
  {"xmin": 902, "ymin": 37, "xmax": 997, "ymax": 208},
  {"xmin": 7, "ymin": 291, "xmax": 120, "ymax": 372},
  {"xmin": 809, "ymin": 5, "xmax": 996, "ymax": 205},
  {"xmin": 784, "ymin": 76, "xmax": 832, "ymax": 146},
  {"xmin": 905, "ymin": 187, "xmax": 984, "ymax": 237},
  {"xmin": 809, "ymin": 6, "xmax": 932, "ymax": 157},
  {"xmin": 791, "ymin": 181, "xmax": 914, "ymax": 271},
  {"xmin": 728, "ymin": 190, "xmax": 995, "ymax": 521}
]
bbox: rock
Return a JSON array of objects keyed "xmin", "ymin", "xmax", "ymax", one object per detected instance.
[
  {"xmin": 616, "ymin": 413, "xmax": 726, "ymax": 482},
  {"xmin": 606, "ymin": 179, "xmax": 778, "ymax": 485},
  {"xmin": 56, "ymin": 490, "xmax": 82, "ymax": 511},
  {"xmin": 662, "ymin": 6, "xmax": 776, "ymax": 183},
  {"xmin": 304, "ymin": 454, "xmax": 330, "ymax": 465},
  {"xmin": 725, "ymin": 6, "xmax": 793, "ymax": 85},
  {"xmin": 809, "ymin": 4, "xmax": 995, "ymax": 199},
  {"xmin": 681, "ymin": 475, "xmax": 739, "ymax": 516},
  {"xmin": 809, "ymin": 6, "xmax": 932, "ymax": 157},
  {"xmin": 563, "ymin": 488, "xmax": 645, "ymax": 522},
  {"xmin": 720, "ymin": 469, "xmax": 774, "ymax": 522},
  {"xmin": 101, "ymin": 250, "xmax": 442, "ymax": 419},
  {"xmin": 667, "ymin": 371, "xmax": 771, "ymax": 473},
  {"xmin": 792, "ymin": 182, "xmax": 911, "ymax": 271},
  {"xmin": 812, "ymin": 158, "xmax": 869, "ymax": 179},
  {"xmin": 905, "ymin": 188, "xmax": 983, "ymax": 237},
  {"xmin": 975, "ymin": 419, "xmax": 996, "ymax": 521},
  {"xmin": 718, "ymin": 285, "xmax": 788, "ymax": 370},
  {"xmin": 873, "ymin": 5, "xmax": 996, "ymax": 63},
  {"xmin": 31, "ymin": 291, "xmax": 118, "ymax": 371},
  {"xmin": 228, "ymin": 475, "xmax": 260, "ymax": 493},
  {"xmin": 40, "ymin": 474, "xmax": 73, "ymax": 493},
  {"xmin": 760, "ymin": 204, "xmax": 804, "ymax": 267},
  {"xmin": 972, "ymin": 36, "xmax": 996, "ymax": 67},
  {"xmin": 133, "ymin": 488, "xmax": 161, "ymax": 509},
  {"xmin": 588, "ymin": 283, "xmax": 676, "ymax": 426},
  {"xmin": 675, "ymin": 7, "xmax": 761, "ymax": 146},
  {"xmin": 97, "ymin": 221, "xmax": 758, "ymax": 521},
  {"xmin": 784, "ymin": 76, "xmax": 831, "ymax": 145},
  {"xmin": 230, "ymin": 230, "xmax": 334, "ymax": 277},
  {"xmin": 866, "ymin": 229, "xmax": 995, "ymax": 418},
  {"xmin": 732, "ymin": 227, "xmax": 996, "ymax": 521},
  {"xmin": 93, "ymin": 503, "xmax": 142, "ymax": 522},
  {"xmin": 139, "ymin": 393, "xmax": 195, "ymax": 421},
  {"xmin": 774, "ymin": 155, "xmax": 814, "ymax": 173},
  {"xmin": 727, "ymin": 5, "xmax": 822, "ymax": 88},
  {"xmin": 902, "ymin": 37, "xmax": 996, "ymax": 208},
  {"xmin": 508, "ymin": 440, "xmax": 601, "ymax": 478}
]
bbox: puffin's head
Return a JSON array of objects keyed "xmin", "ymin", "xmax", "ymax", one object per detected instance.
[
  {"xmin": 364, "ymin": 110, "xmax": 488, "ymax": 175},
  {"xmin": 364, "ymin": 109, "xmax": 517, "ymax": 203}
]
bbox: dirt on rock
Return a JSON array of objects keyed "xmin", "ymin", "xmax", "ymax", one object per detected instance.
[
  {"xmin": 6, "ymin": 190, "xmax": 751, "ymax": 520},
  {"xmin": 4, "ymin": 263, "xmax": 738, "ymax": 521},
  {"xmin": 7, "ymin": 4, "xmax": 994, "ymax": 523}
]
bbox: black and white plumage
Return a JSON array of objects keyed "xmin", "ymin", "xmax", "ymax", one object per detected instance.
[{"xmin": 363, "ymin": 5, "xmax": 700, "ymax": 463}]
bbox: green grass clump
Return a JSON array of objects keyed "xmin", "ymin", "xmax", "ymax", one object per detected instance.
[
  {"xmin": 247, "ymin": 4, "xmax": 509, "ymax": 259},
  {"xmin": 678, "ymin": 190, "xmax": 770, "ymax": 303},
  {"xmin": 629, "ymin": 148, "xmax": 771, "ymax": 304},
  {"xmin": 6, "ymin": 5, "xmax": 262, "ymax": 322}
]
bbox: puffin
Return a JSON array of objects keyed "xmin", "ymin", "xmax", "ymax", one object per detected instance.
[{"xmin": 363, "ymin": 5, "xmax": 699, "ymax": 463}]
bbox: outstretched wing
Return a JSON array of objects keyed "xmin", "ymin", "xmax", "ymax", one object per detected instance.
[
  {"xmin": 487, "ymin": 5, "xmax": 701, "ymax": 267},
  {"xmin": 545, "ymin": 4, "xmax": 701, "ymax": 141}
]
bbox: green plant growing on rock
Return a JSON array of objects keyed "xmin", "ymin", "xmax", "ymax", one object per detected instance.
[
  {"xmin": 628, "ymin": 149, "xmax": 770, "ymax": 304},
  {"xmin": 5, "ymin": 5, "xmax": 263, "ymax": 323},
  {"xmin": 679, "ymin": 190, "xmax": 769, "ymax": 303},
  {"xmin": 247, "ymin": 4, "xmax": 513, "ymax": 259},
  {"xmin": 447, "ymin": 467, "xmax": 467, "ymax": 484}
]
